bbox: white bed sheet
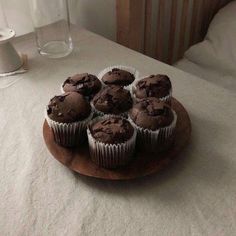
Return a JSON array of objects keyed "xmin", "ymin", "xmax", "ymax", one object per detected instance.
[
  {"xmin": 175, "ymin": 59, "xmax": 236, "ymax": 92},
  {"xmin": 175, "ymin": 1, "xmax": 236, "ymax": 93},
  {"xmin": 1, "ymin": 31, "xmax": 236, "ymax": 236}
]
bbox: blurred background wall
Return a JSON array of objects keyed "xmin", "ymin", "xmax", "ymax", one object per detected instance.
[
  {"xmin": 0, "ymin": 0, "xmax": 116, "ymax": 40},
  {"xmin": 70, "ymin": 0, "xmax": 116, "ymax": 41}
]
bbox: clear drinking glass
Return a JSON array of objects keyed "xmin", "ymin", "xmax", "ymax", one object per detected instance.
[{"xmin": 29, "ymin": 0, "xmax": 73, "ymax": 58}]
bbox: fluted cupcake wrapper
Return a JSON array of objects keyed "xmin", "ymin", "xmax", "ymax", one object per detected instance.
[
  {"xmin": 60, "ymin": 84, "xmax": 65, "ymax": 94},
  {"xmin": 45, "ymin": 110, "xmax": 93, "ymax": 147},
  {"xmin": 87, "ymin": 115, "xmax": 137, "ymax": 169},
  {"xmin": 97, "ymin": 65, "xmax": 139, "ymax": 91},
  {"xmin": 131, "ymin": 75, "xmax": 172, "ymax": 105},
  {"xmin": 128, "ymin": 110, "xmax": 177, "ymax": 153}
]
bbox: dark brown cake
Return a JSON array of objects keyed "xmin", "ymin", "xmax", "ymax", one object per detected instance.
[
  {"xmin": 134, "ymin": 74, "xmax": 171, "ymax": 99},
  {"xmin": 62, "ymin": 73, "xmax": 101, "ymax": 99},
  {"xmin": 47, "ymin": 92, "xmax": 91, "ymax": 123},
  {"xmin": 129, "ymin": 97, "xmax": 173, "ymax": 130},
  {"xmin": 102, "ymin": 68, "xmax": 135, "ymax": 86},
  {"xmin": 90, "ymin": 117, "xmax": 134, "ymax": 144},
  {"xmin": 92, "ymin": 86, "xmax": 133, "ymax": 115}
]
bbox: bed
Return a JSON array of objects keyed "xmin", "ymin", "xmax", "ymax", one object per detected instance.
[
  {"xmin": 1, "ymin": 1, "xmax": 236, "ymax": 235},
  {"xmin": 2, "ymin": 28, "xmax": 236, "ymax": 236},
  {"xmin": 116, "ymin": 0, "xmax": 236, "ymax": 92},
  {"xmin": 175, "ymin": 1, "xmax": 236, "ymax": 92}
]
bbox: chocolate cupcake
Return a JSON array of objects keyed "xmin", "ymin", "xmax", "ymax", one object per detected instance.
[
  {"xmin": 45, "ymin": 92, "xmax": 93, "ymax": 147},
  {"xmin": 102, "ymin": 68, "xmax": 135, "ymax": 86},
  {"xmin": 133, "ymin": 74, "xmax": 172, "ymax": 103},
  {"xmin": 98, "ymin": 65, "xmax": 139, "ymax": 88},
  {"xmin": 87, "ymin": 116, "xmax": 137, "ymax": 168},
  {"xmin": 91, "ymin": 85, "xmax": 133, "ymax": 116},
  {"xmin": 61, "ymin": 73, "xmax": 102, "ymax": 100},
  {"xmin": 128, "ymin": 97, "xmax": 177, "ymax": 152}
]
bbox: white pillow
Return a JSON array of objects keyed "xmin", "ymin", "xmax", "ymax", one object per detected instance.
[{"xmin": 184, "ymin": 1, "xmax": 236, "ymax": 76}]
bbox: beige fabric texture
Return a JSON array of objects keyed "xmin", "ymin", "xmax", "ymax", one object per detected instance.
[
  {"xmin": 0, "ymin": 29, "xmax": 236, "ymax": 236},
  {"xmin": 176, "ymin": 1, "xmax": 236, "ymax": 93}
]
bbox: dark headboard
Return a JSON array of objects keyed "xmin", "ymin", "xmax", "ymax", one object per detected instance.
[{"xmin": 116, "ymin": 0, "xmax": 233, "ymax": 64}]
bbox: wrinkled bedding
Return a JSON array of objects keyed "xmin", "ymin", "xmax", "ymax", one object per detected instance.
[{"xmin": 175, "ymin": 1, "xmax": 236, "ymax": 93}]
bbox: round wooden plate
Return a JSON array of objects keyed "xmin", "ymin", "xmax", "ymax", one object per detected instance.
[{"xmin": 43, "ymin": 98, "xmax": 191, "ymax": 180}]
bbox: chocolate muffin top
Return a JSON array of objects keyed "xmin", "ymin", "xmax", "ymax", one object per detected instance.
[
  {"xmin": 134, "ymin": 74, "xmax": 171, "ymax": 99},
  {"xmin": 90, "ymin": 117, "xmax": 134, "ymax": 144},
  {"xmin": 129, "ymin": 97, "xmax": 174, "ymax": 130},
  {"xmin": 47, "ymin": 92, "xmax": 91, "ymax": 123},
  {"xmin": 92, "ymin": 86, "xmax": 133, "ymax": 114},
  {"xmin": 102, "ymin": 68, "xmax": 135, "ymax": 86},
  {"xmin": 62, "ymin": 73, "xmax": 101, "ymax": 99}
]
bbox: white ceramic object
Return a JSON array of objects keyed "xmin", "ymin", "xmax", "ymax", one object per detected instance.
[{"xmin": 0, "ymin": 28, "xmax": 22, "ymax": 74}]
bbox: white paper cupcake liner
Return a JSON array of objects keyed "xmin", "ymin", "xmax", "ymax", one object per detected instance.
[
  {"xmin": 97, "ymin": 65, "xmax": 139, "ymax": 91},
  {"xmin": 60, "ymin": 83, "xmax": 65, "ymax": 94},
  {"xmin": 87, "ymin": 115, "xmax": 137, "ymax": 169},
  {"xmin": 131, "ymin": 75, "xmax": 172, "ymax": 104},
  {"xmin": 128, "ymin": 110, "xmax": 177, "ymax": 152},
  {"xmin": 45, "ymin": 110, "xmax": 93, "ymax": 147}
]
